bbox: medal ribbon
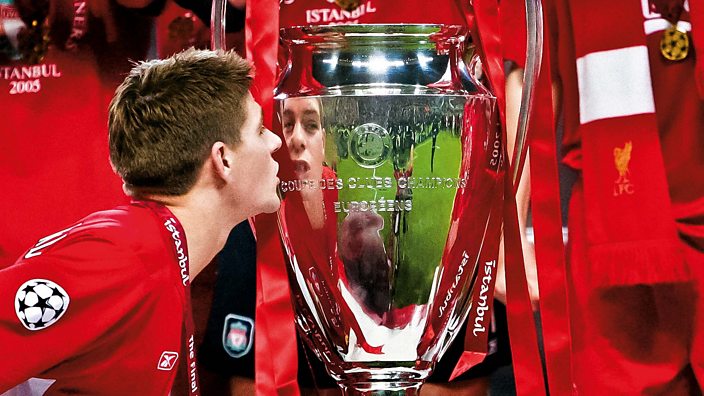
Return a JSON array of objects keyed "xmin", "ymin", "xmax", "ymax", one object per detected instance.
[
  {"xmin": 134, "ymin": 200, "xmax": 201, "ymax": 396},
  {"xmin": 527, "ymin": 3, "xmax": 575, "ymax": 393},
  {"xmin": 452, "ymin": 2, "xmax": 557, "ymax": 395},
  {"xmin": 245, "ymin": 0, "xmax": 301, "ymax": 394},
  {"xmin": 501, "ymin": 154, "xmax": 549, "ymax": 396}
]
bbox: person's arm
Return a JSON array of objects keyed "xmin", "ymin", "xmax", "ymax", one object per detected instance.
[
  {"xmin": 493, "ymin": 65, "xmax": 538, "ymax": 308},
  {"xmin": 0, "ymin": 234, "xmax": 147, "ymax": 391},
  {"xmin": 0, "ymin": 261, "xmax": 73, "ymax": 390},
  {"xmin": 494, "ymin": 62, "xmax": 563, "ymax": 309}
]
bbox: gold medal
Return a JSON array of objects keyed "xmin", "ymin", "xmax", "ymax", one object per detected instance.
[
  {"xmin": 660, "ymin": 25, "xmax": 689, "ymax": 61},
  {"xmin": 334, "ymin": 0, "xmax": 362, "ymax": 12}
]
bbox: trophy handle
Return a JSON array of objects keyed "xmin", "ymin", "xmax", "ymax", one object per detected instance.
[
  {"xmin": 511, "ymin": 0, "xmax": 544, "ymax": 190},
  {"xmin": 211, "ymin": 0, "xmax": 227, "ymax": 51}
]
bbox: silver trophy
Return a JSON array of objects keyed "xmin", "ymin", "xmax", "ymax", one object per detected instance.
[
  {"xmin": 274, "ymin": 25, "xmax": 502, "ymax": 394},
  {"xmin": 212, "ymin": 6, "xmax": 542, "ymax": 395}
]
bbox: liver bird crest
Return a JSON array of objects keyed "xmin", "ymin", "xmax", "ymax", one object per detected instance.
[{"xmin": 613, "ymin": 141, "xmax": 632, "ymax": 183}]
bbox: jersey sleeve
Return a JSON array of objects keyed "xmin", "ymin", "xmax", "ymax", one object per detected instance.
[{"xmin": 0, "ymin": 233, "xmax": 153, "ymax": 391}]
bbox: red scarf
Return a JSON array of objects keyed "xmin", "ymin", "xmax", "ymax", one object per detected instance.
[{"xmin": 563, "ymin": 0, "xmax": 689, "ymax": 287}]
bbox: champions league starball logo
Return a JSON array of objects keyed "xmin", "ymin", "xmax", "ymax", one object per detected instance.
[
  {"xmin": 15, "ymin": 279, "xmax": 70, "ymax": 331},
  {"xmin": 348, "ymin": 123, "xmax": 391, "ymax": 169}
]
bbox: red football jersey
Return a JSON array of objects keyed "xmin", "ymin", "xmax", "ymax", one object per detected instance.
[{"xmin": 0, "ymin": 203, "xmax": 187, "ymax": 395}]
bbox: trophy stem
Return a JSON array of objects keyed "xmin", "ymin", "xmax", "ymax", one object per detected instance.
[{"xmin": 338, "ymin": 382, "xmax": 422, "ymax": 396}]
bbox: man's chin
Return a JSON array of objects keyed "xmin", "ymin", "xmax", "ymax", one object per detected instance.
[{"xmin": 262, "ymin": 196, "xmax": 282, "ymax": 214}]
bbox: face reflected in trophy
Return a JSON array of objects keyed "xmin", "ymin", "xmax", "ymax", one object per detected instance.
[
  {"xmin": 281, "ymin": 97, "xmax": 329, "ymax": 230},
  {"xmin": 282, "ymin": 97, "xmax": 326, "ymax": 182}
]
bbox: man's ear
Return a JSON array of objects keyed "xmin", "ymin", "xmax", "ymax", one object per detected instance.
[{"xmin": 210, "ymin": 141, "xmax": 233, "ymax": 183}]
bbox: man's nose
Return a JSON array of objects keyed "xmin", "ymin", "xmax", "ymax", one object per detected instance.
[
  {"xmin": 287, "ymin": 123, "xmax": 307, "ymax": 152},
  {"xmin": 267, "ymin": 129, "xmax": 282, "ymax": 152}
]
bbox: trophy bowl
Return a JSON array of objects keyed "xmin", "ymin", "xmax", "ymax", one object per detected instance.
[{"xmin": 274, "ymin": 24, "xmax": 505, "ymax": 395}]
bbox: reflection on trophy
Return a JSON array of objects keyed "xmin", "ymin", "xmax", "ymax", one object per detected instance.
[
  {"xmin": 339, "ymin": 210, "xmax": 392, "ymax": 318},
  {"xmin": 275, "ymin": 25, "xmax": 505, "ymax": 394}
]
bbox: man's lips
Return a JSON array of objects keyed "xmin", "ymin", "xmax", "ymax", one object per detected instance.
[{"xmin": 292, "ymin": 160, "xmax": 310, "ymax": 175}]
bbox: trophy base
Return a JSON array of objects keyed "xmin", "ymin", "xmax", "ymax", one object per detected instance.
[
  {"xmin": 339, "ymin": 382, "xmax": 421, "ymax": 396},
  {"xmin": 336, "ymin": 368, "xmax": 428, "ymax": 395}
]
